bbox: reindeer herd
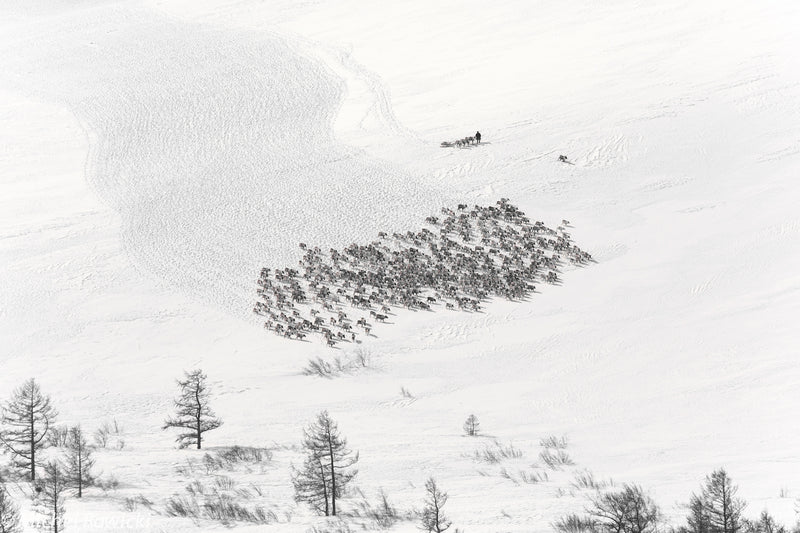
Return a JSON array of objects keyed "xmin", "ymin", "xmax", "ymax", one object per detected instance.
[{"xmin": 253, "ymin": 199, "xmax": 594, "ymax": 347}]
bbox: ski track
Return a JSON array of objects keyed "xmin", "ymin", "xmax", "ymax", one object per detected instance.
[{"xmin": 1, "ymin": 4, "xmax": 448, "ymax": 317}]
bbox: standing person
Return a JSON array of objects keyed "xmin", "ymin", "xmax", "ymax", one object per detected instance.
[{"xmin": 475, "ymin": 131, "xmax": 482, "ymax": 144}]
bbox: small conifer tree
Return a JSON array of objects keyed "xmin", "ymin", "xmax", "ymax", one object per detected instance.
[{"xmin": 463, "ymin": 414, "xmax": 480, "ymax": 436}]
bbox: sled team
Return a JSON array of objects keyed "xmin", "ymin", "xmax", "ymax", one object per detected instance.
[
  {"xmin": 441, "ymin": 133, "xmax": 572, "ymax": 164},
  {"xmin": 441, "ymin": 131, "xmax": 482, "ymax": 148}
]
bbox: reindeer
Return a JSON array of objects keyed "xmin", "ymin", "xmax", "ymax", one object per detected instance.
[{"xmin": 256, "ymin": 199, "xmax": 593, "ymax": 345}]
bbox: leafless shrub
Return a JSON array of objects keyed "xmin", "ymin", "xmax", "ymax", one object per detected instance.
[
  {"xmin": 46, "ymin": 425, "xmax": 70, "ymax": 448},
  {"xmin": 201, "ymin": 495, "xmax": 277, "ymax": 524},
  {"xmin": 306, "ymin": 522, "xmax": 353, "ymax": 533},
  {"xmin": 165, "ymin": 494, "xmax": 200, "ymax": 518},
  {"xmin": 472, "ymin": 440, "xmax": 524, "ymax": 463},
  {"xmin": 742, "ymin": 510, "xmax": 790, "ymax": 533},
  {"xmin": 352, "ymin": 348, "xmax": 372, "ymax": 368},
  {"xmin": 214, "ymin": 445, "xmax": 271, "ymax": 465},
  {"xmin": 572, "ymin": 469, "xmax": 607, "ymax": 490},
  {"xmin": 554, "ymin": 514, "xmax": 599, "ymax": 533},
  {"xmin": 499, "ymin": 467, "xmax": 517, "ymax": 484},
  {"xmin": 93, "ymin": 419, "xmax": 124, "ymax": 448},
  {"xmin": 165, "ymin": 488, "xmax": 279, "ymax": 524},
  {"xmin": 96, "ymin": 473, "xmax": 120, "ymax": 493},
  {"xmin": 303, "ymin": 351, "xmax": 373, "ymax": 378},
  {"xmin": 194, "ymin": 446, "xmax": 271, "ymax": 475},
  {"xmin": 348, "ymin": 488, "xmax": 407, "ymax": 529},
  {"xmin": 587, "ymin": 484, "xmax": 660, "ymax": 533},
  {"xmin": 540, "ymin": 435, "xmax": 569, "ymax": 449},
  {"xmin": 123, "ymin": 497, "xmax": 136, "ymax": 512},
  {"xmin": 175, "ymin": 459, "xmax": 197, "ymax": 476},
  {"xmin": 123, "ymin": 494, "xmax": 154, "ymax": 512},
  {"xmin": 234, "ymin": 486, "xmax": 253, "ymax": 499},
  {"xmin": 0, "ymin": 482, "xmax": 21, "ymax": 532},
  {"xmin": 93, "ymin": 428, "xmax": 109, "ymax": 448},
  {"xmin": 304, "ymin": 357, "xmax": 334, "ymax": 377},
  {"xmin": 520, "ymin": 469, "xmax": 549, "ymax": 484},
  {"xmin": 539, "ymin": 448, "xmax": 574, "ymax": 469},
  {"xmin": 203, "ymin": 453, "xmax": 224, "ymax": 474},
  {"xmin": 214, "ymin": 475, "xmax": 236, "ymax": 491},
  {"xmin": 185, "ymin": 480, "xmax": 206, "ymax": 497}
]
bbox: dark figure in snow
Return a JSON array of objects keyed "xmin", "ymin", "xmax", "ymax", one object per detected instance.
[
  {"xmin": 558, "ymin": 154, "xmax": 568, "ymax": 162},
  {"xmin": 475, "ymin": 131, "xmax": 482, "ymax": 144}
]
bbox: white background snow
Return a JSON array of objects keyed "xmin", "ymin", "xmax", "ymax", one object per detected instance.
[{"xmin": 1, "ymin": 0, "xmax": 799, "ymax": 531}]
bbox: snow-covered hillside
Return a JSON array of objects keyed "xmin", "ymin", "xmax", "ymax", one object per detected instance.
[{"xmin": 1, "ymin": 0, "xmax": 799, "ymax": 531}]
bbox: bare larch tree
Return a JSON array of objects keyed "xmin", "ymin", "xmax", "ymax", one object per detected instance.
[
  {"xmin": 463, "ymin": 414, "xmax": 480, "ymax": 436},
  {"xmin": 63, "ymin": 425, "xmax": 95, "ymax": 497},
  {"xmin": 162, "ymin": 369, "xmax": 222, "ymax": 449},
  {"xmin": 587, "ymin": 484, "xmax": 660, "ymax": 533},
  {"xmin": 292, "ymin": 410, "xmax": 358, "ymax": 516},
  {"xmin": 0, "ymin": 483, "xmax": 21, "ymax": 533},
  {"xmin": 0, "ymin": 379, "xmax": 57, "ymax": 481},
  {"xmin": 292, "ymin": 453, "xmax": 331, "ymax": 516},
  {"xmin": 34, "ymin": 461, "xmax": 67, "ymax": 533},
  {"xmin": 419, "ymin": 477, "xmax": 452, "ymax": 533},
  {"xmin": 686, "ymin": 493, "xmax": 711, "ymax": 533},
  {"xmin": 699, "ymin": 469, "xmax": 745, "ymax": 533}
]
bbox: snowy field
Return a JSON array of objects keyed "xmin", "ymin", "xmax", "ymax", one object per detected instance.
[{"xmin": 1, "ymin": 0, "xmax": 799, "ymax": 531}]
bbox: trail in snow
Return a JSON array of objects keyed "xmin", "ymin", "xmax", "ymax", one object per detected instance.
[{"xmin": 0, "ymin": 4, "xmax": 448, "ymax": 317}]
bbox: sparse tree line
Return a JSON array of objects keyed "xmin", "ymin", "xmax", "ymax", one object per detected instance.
[
  {"xmin": 0, "ymin": 379, "xmax": 97, "ymax": 532},
  {"xmin": 2, "ymin": 376, "xmax": 791, "ymax": 533},
  {"xmin": 0, "ymin": 371, "xmax": 218, "ymax": 532},
  {"xmin": 555, "ymin": 469, "xmax": 796, "ymax": 533},
  {"xmin": 0, "ymin": 372, "xmax": 463, "ymax": 531}
]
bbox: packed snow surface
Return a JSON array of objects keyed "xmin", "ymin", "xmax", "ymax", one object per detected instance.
[{"xmin": 1, "ymin": 0, "xmax": 799, "ymax": 531}]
